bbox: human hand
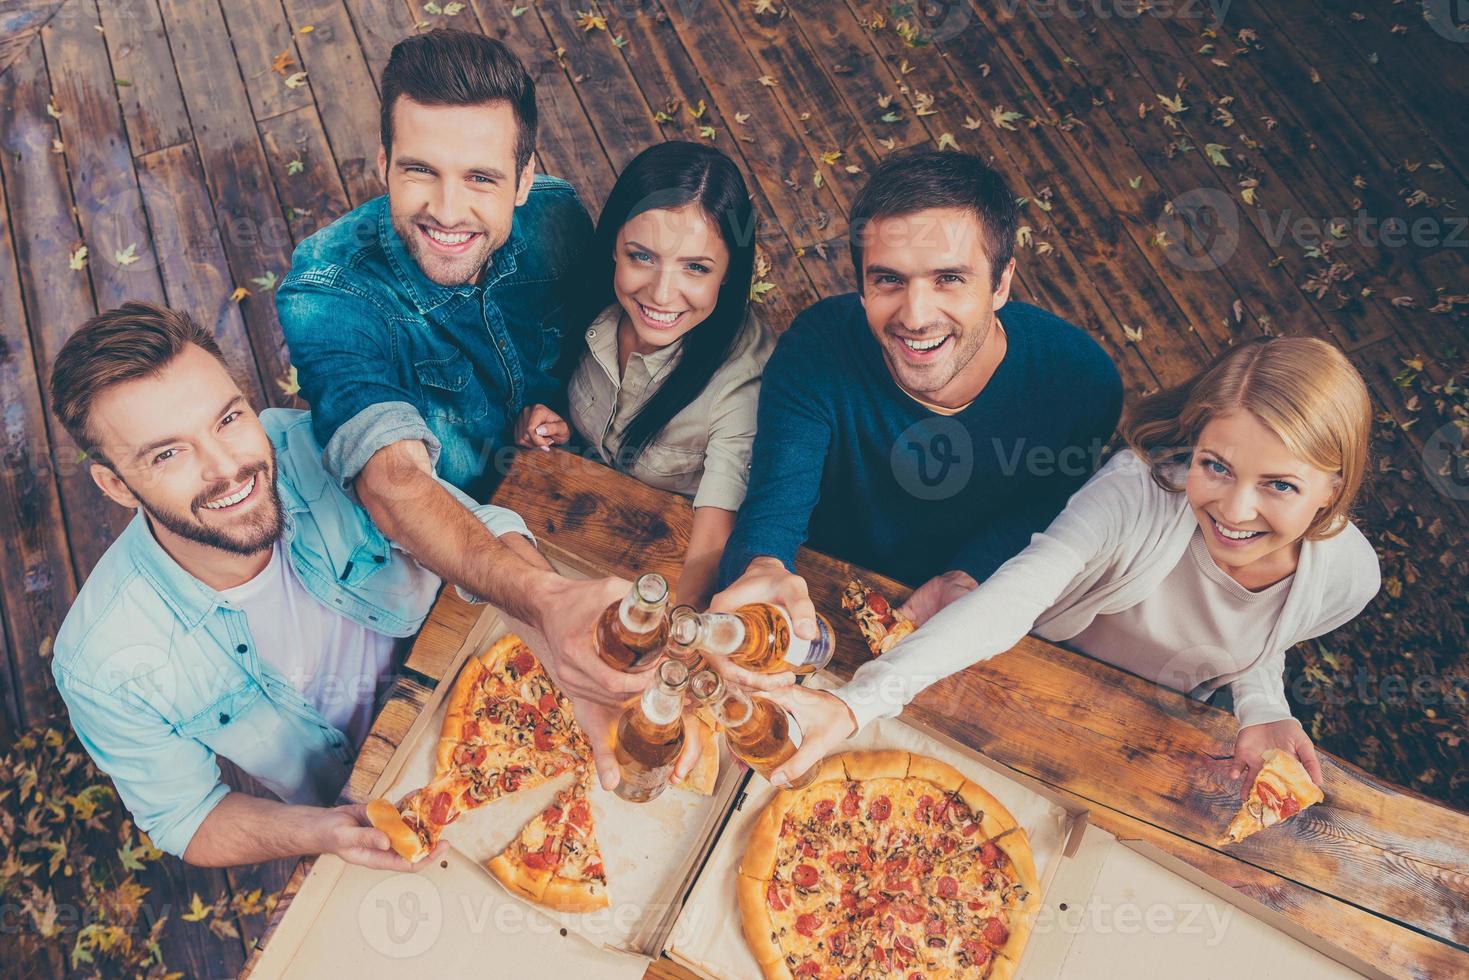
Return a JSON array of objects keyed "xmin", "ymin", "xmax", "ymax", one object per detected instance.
[
  {"xmin": 1230, "ymin": 718, "xmax": 1322, "ymax": 800},
  {"xmin": 710, "ymin": 556, "xmax": 818, "ymax": 641},
  {"xmin": 897, "ymin": 569, "xmax": 978, "ymax": 627},
  {"xmin": 533, "ymin": 575, "xmax": 655, "ymax": 790},
  {"xmin": 514, "ymin": 403, "xmax": 570, "ymax": 450},
  {"xmin": 318, "ymin": 803, "xmax": 447, "ymax": 871},
  {"xmin": 761, "ymin": 686, "xmax": 858, "ymax": 787}
]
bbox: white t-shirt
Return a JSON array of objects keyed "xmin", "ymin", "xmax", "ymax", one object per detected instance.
[{"xmin": 219, "ymin": 541, "xmax": 398, "ymax": 747}]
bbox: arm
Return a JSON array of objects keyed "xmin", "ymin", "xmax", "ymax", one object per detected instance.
[
  {"xmin": 678, "ymin": 507, "xmax": 736, "ymax": 611},
  {"xmin": 183, "ymin": 795, "xmax": 441, "ymax": 870}
]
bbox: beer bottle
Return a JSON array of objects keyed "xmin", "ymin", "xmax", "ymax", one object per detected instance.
[
  {"xmin": 665, "ymin": 604, "xmax": 707, "ymax": 671},
  {"xmin": 672, "ymin": 604, "xmax": 835, "ymax": 675},
  {"xmin": 689, "ymin": 670, "xmax": 817, "ymax": 790},
  {"xmin": 613, "ymin": 659, "xmax": 690, "ymax": 803},
  {"xmin": 595, "ymin": 573, "xmax": 671, "ymax": 673}
]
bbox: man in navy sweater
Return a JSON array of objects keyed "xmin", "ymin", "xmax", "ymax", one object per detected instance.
[{"xmin": 713, "ymin": 150, "xmax": 1122, "ymax": 637}]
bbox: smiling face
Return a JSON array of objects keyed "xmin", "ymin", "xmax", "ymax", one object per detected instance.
[
  {"xmin": 379, "ymin": 96, "xmax": 535, "ymax": 286},
  {"xmin": 88, "ymin": 344, "xmax": 283, "ymax": 558},
  {"xmin": 859, "ymin": 206, "xmax": 1015, "ymax": 405},
  {"xmin": 1186, "ymin": 411, "xmax": 1341, "ymax": 583},
  {"xmin": 612, "ymin": 205, "xmax": 729, "ymax": 354}
]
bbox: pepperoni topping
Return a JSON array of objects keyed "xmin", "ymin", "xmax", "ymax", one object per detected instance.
[
  {"xmin": 983, "ymin": 916, "xmax": 1010, "ymax": 946},
  {"xmin": 979, "ymin": 840, "xmax": 1001, "ymax": 867},
  {"xmin": 839, "ymin": 891, "xmax": 857, "ymax": 909},
  {"xmin": 937, "ymin": 875, "xmax": 958, "ymax": 900},
  {"xmin": 500, "ymin": 767, "xmax": 528, "ymax": 792},
  {"xmin": 896, "ymin": 899, "xmax": 924, "ymax": 924},
  {"xmin": 522, "ymin": 850, "xmax": 549, "ymax": 870},
  {"xmin": 937, "ymin": 834, "xmax": 958, "ymax": 854},
  {"xmin": 915, "ymin": 795, "xmax": 934, "ymax": 823},
  {"xmin": 510, "ymin": 650, "xmax": 536, "ymax": 675},
  {"xmin": 793, "ymin": 962, "xmax": 820, "ymax": 977},
  {"xmin": 895, "ymin": 934, "xmax": 916, "ymax": 957},
  {"xmin": 792, "ymin": 863, "xmax": 819, "ymax": 888},
  {"xmin": 462, "ymin": 719, "xmax": 480, "ymax": 740},
  {"xmin": 908, "ymin": 974, "xmax": 925, "ymax": 980},
  {"xmin": 766, "ymin": 881, "xmax": 788, "ymax": 911},
  {"xmin": 868, "ymin": 593, "xmax": 890, "ymax": 616},
  {"xmin": 585, "ymin": 862, "xmax": 604, "ymax": 880},
  {"xmin": 925, "ymin": 913, "xmax": 944, "ymax": 935},
  {"xmin": 961, "ymin": 820, "xmax": 980, "ymax": 837},
  {"xmin": 428, "ymin": 791, "xmax": 453, "ymax": 826},
  {"xmin": 884, "ymin": 854, "xmax": 910, "ymax": 872},
  {"xmin": 453, "ymin": 743, "xmax": 486, "ymax": 767},
  {"xmin": 856, "ymin": 845, "xmax": 874, "ymax": 869},
  {"xmin": 813, "ymin": 799, "xmax": 836, "ymax": 821},
  {"xmin": 568, "ymin": 801, "xmax": 590, "ymax": 830},
  {"xmin": 795, "ymin": 913, "xmax": 820, "ymax": 937},
  {"xmin": 962, "ymin": 939, "xmax": 992, "ymax": 965},
  {"xmin": 533, "ymin": 724, "xmax": 556, "ymax": 752},
  {"xmin": 841, "ymin": 791, "xmax": 861, "ymax": 817},
  {"xmin": 915, "ymin": 855, "xmax": 934, "ymax": 876},
  {"xmin": 538, "ymin": 691, "xmax": 557, "ymax": 715},
  {"xmin": 1279, "ymin": 795, "xmax": 1302, "ymax": 818},
  {"xmin": 829, "ymin": 931, "xmax": 847, "ymax": 957},
  {"xmin": 873, "ymin": 946, "xmax": 889, "ymax": 967},
  {"xmin": 868, "ymin": 795, "xmax": 892, "ymax": 821},
  {"xmin": 798, "ymin": 839, "xmax": 818, "ymax": 859},
  {"xmin": 541, "ymin": 803, "xmax": 563, "ymax": 824}
]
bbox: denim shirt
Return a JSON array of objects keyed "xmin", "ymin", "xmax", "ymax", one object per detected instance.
[
  {"xmin": 51, "ymin": 409, "xmax": 531, "ymax": 857},
  {"xmin": 276, "ymin": 176, "xmax": 593, "ymax": 499}
]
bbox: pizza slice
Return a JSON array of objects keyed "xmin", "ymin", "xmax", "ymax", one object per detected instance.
[
  {"xmin": 841, "ymin": 578, "xmax": 916, "ymax": 656},
  {"xmin": 540, "ymin": 770, "xmax": 610, "ymax": 912},
  {"xmin": 673, "ymin": 712, "xmax": 719, "ymax": 796},
  {"xmin": 437, "ymin": 634, "xmax": 588, "ymax": 806},
  {"xmin": 486, "ymin": 782, "xmax": 575, "ymax": 904},
  {"xmin": 365, "ymin": 773, "xmax": 466, "ymax": 863},
  {"xmin": 1219, "ymin": 748, "xmax": 1324, "ymax": 845}
]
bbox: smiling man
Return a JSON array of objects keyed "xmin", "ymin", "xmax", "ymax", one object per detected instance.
[
  {"xmin": 275, "ymin": 30, "xmax": 647, "ymax": 787},
  {"xmin": 714, "ymin": 151, "xmax": 1123, "ymax": 630},
  {"xmin": 46, "ymin": 303, "xmax": 557, "ymax": 867}
]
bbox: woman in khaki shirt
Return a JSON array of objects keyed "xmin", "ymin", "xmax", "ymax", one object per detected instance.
[{"xmin": 515, "ymin": 142, "xmax": 774, "ymax": 609}]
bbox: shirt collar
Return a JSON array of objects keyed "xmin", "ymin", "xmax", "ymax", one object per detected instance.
[
  {"xmin": 583, "ymin": 303, "xmax": 685, "ymax": 378},
  {"xmin": 375, "ymin": 196, "xmax": 527, "ymax": 314}
]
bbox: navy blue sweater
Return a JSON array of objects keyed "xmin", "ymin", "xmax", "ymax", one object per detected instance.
[{"xmin": 717, "ymin": 293, "xmax": 1123, "ymax": 589}]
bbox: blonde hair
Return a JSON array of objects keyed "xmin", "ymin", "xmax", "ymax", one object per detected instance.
[{"xmin": 1121, "ymin": 337, "xmax": 1371, "ymax": 539}]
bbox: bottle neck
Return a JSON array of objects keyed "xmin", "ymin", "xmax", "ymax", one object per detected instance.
[
  {"xmin": 620, "ymin": 589, "xmax": 666, "ymax": 635},
  {"xmin": 697, "ymin": 612, "xmax": 746, "ymax": 655},
  {"xmin": 640, "ymin": 684, "xmax": 683, "ymax": 726}
]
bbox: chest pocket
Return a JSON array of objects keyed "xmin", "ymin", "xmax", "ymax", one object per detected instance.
[
  {"xmin": 635, "ymin": 441, "xmax": 706, "ymax": 483},
  {"xmin": 173, "ymin": 685, "xmax": 263, "ymax": 740},
  {"xmin": 536, "ymin": 305, "xmax": 567, "ymax": 375},
  {"xmin": 414, "ymin": 349, "xmax": 490, "ymax": 424}
]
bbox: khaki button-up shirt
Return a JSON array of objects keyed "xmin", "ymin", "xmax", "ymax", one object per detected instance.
[{"xmin": 568, "ymin": 303, "xmax": 774, "ymax": 511}]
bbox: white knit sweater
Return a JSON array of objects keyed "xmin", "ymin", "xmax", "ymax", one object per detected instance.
[{"xmin": 834, "ymin": 450, "xmax": 1382, "ymax": 731}]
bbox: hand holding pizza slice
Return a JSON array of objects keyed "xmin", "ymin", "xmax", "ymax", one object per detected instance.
[
  {"xmin": 1219, "ymin": 748, "xmax": 1324, "ymax": 845},
  {"xmin": 841, "ymin": 579, "xmax": 916, "ymax": 656}
]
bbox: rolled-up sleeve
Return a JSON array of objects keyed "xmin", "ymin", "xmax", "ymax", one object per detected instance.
[
  {"xmin": 277, "ymin": 266, "xmax": 437, "ymax": 486},
  {"xmin": 54, "ymin": 663, "xmax": 229, "ymax": 858},
  {"xmin": 692, "ymin": 365, "xmax": 764, "ymax": 513}
]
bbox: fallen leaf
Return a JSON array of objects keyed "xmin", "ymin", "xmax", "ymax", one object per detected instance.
[
  {"xmin": 252, "ymin": 271, "xmax": 279, "ymax": 291},
  {"xmin": 277, "ymin": 365, "xmax": 301, "ymax": 397},
  {"xmin": 698, "ymin": 125, "xmax": 716, "ymax": 140},
  {"xmin": 686, "ymin": 99, "xmax": 707, "ymax": 119},
  {"xmin": 269, "ymin": 50, "xmax": 295, "ymax": 76},
  {"xmin": 230, "ymin": 286, "xmax": 249, "ymax": 302},
  {"xmin": 575, "ymin": 10, "xmax": 607, "ymax": 31},
  {"xmin": 181, "ymin": 894, "xmax": 210, "ymax": 922},
  {"xmin": 1122, "ymin": 324, "xmax": 1144, "ymax": 343},
  {"xmin": 283, "ymin": 72, "xmax": 308, "ymax": 89},
  {"xmin": 963, "ymin": 115, "xmax": 982, "ymax": 130},
  {"xmin": 1128, "ymin": 175, "xmax": 1142, "ymax": 189},
  {"xmin": 991, "ymin": 106, "xmax": 1023, "ymax": 130},
  {"xmin": 754, "ymin": 0, "xmax": 777, "ymax": 12},
  {"xmin": 443, "ymin": 1, "xmax": 465, "ymax": 13},
  {"xmin": 734, "ymin": 112, "xmax": 751, "ymax": 124},
  {"xmin": 46, "ymin": 100, "xmax": 62, "ymax": 119},
  {"xmin": 937, "ymin": 132, "xmax": 957, "ymax": 151},
  {"xmin": 1157, "ymin": 92, "xmax": 1187, "ymax": 114},
  {"xmin": 820, "ymin": 150, "xmax": 842, "ymax": 165},
  {"xmin": 68, "ymin": 245, "xmax": 88, "ymax": 271},
  {"xmin": 298, "ymin": 25, "xmax": 314, "ymax": 33},
  {"xmin": 286, "ymin": 158, "xmax": 304, "ymax": 176},
  {"xmin": 1204, "ymin": 143, "xmax": 1231, "ymax": 167},
  {"xmin": 757, "ymin": 75, "xmax": 777, "ymax": 87},
  {"xmin": 114, "ymin": 244, "xmax": 139, "ymax": 266}
]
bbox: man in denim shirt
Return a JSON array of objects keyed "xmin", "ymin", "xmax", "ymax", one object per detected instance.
[
  {"xmin": 277, "ymin": 31, "xmax": 651, "ymax": 786},
  {"xmin": 47, "ymin": 303, "xmax": 541, "ymax": 866}
]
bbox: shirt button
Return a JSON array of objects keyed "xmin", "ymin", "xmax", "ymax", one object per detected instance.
[
  {"xmin": 587, "ymin": 329, "xmax": 597, "ymax": 338},
  {"xmin": 218, "ymin": 713, "xmax": 230, "ymax": 725},
  {"xmin": 235, "ymin": 643, "xmax": 247, "ymax": 654}
]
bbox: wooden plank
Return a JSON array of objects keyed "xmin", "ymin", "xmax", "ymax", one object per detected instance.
[
  {"xmin": 0, "ymin": 0, "xmax": 64, "ymax": 77},
  {"xmin": 257, "ymin": 104, "xmax": 354, "ymax": 244},
  {"xmin": 651, "ymin": 0, "xmax": 845, "ymax": 249},
  {"xmin": 42, "ymin": 0, "xmax": 169, "ymax": 312},
  {"xmin": 344, "ymin": 674, "xmax": 433, "ymax": 803},
  {"xmin": 218, "ymin": 0, "xmax": 315, "ymax": 122},
  {"xmin": 279, "ymin": 0, "xmax": 387, "ymax": 205},
  {"xmin": 96, "ymin": 0, "xmax": 192, "ymax": 156},
  {"xmin": 0, "ymin": 163, "xmax": 75, "ymax": 734},
  {"xmin": 490, "ymin": 448, "xmax": 1469, "ymax": 955},
  {"xmin": 403, "ymin": 586, "xmax": 481, "ymax": 680},
  {"xmin": 134, "ymin": 142, "xmax": 269, "ymax": 408},
  {"xmin": 0, "ymin": 36, "xmax": 131, "ymax": 578},
  {"xmin": 338, "ymin": 0, "xmax": 417, "ymax": 86},
  {"xmin": 158, "ymin": 0, "xmax": 298, "ymax": 404}
]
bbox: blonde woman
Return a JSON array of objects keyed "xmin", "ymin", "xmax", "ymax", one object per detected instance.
[{"xmin": 768, "ymin": 337, "xmax": 1381, "ymax": 795}]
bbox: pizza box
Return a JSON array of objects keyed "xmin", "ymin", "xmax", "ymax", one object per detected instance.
[
  {"xmin": 249, "ymin": 574, "xmax": 745, "ymax": 979},
  {"xmin": 661, "ymin": 673, "xmax": 1384, "ymax": 980}
]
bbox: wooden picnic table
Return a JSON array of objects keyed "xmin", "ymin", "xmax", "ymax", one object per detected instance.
[{"xmin": 244, "ymin": 449, "xmax": 1469, "ymax": 979}]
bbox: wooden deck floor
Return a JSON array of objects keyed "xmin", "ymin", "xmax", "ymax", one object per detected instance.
[{"xmin": 1, "ymin": 0, "xmax": 1465, "ymax": 975}]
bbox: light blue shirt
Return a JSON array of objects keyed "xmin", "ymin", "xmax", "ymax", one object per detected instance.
[{"xmin": 52, "ymin": 409, "xmax": 531, "ymax": 856}]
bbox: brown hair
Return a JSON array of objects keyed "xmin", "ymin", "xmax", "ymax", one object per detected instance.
[
  {"xmin": 379, "ymin": 28, "xmax": 537, "ymax": 175},
  {"xmin": 50, "ymin": 301, "xmax": 228, "ymax": 467},
  {"xmin": 1121, "ymin": 336, "xmax": 1372, "ymax": 539}
]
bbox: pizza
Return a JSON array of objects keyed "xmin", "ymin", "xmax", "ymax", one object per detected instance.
[
  {"xmin": 841, "ymin": 579, "xmax": 916, "ymax": 656},
  {"xmin": 738, "ymin": 750, "xmax": 1038, "ymax": 980},
  {"xmin": 487, "ymin": 769, "xmax": 609, "ymax": 912},
  {"xmin": 435, "ymin": 634, "xmax": 588, "ymax": 808},
  {"xmin": 674, "ymin": 712, "xmax": 719, "ymax": 796},
  {"xmin": 1219, "ymin": 749, "xmax": 1324, "ymax": 845},
  {"xmin": 366, "ymin": 772, "xmax": 467, "ymax": 863}
]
